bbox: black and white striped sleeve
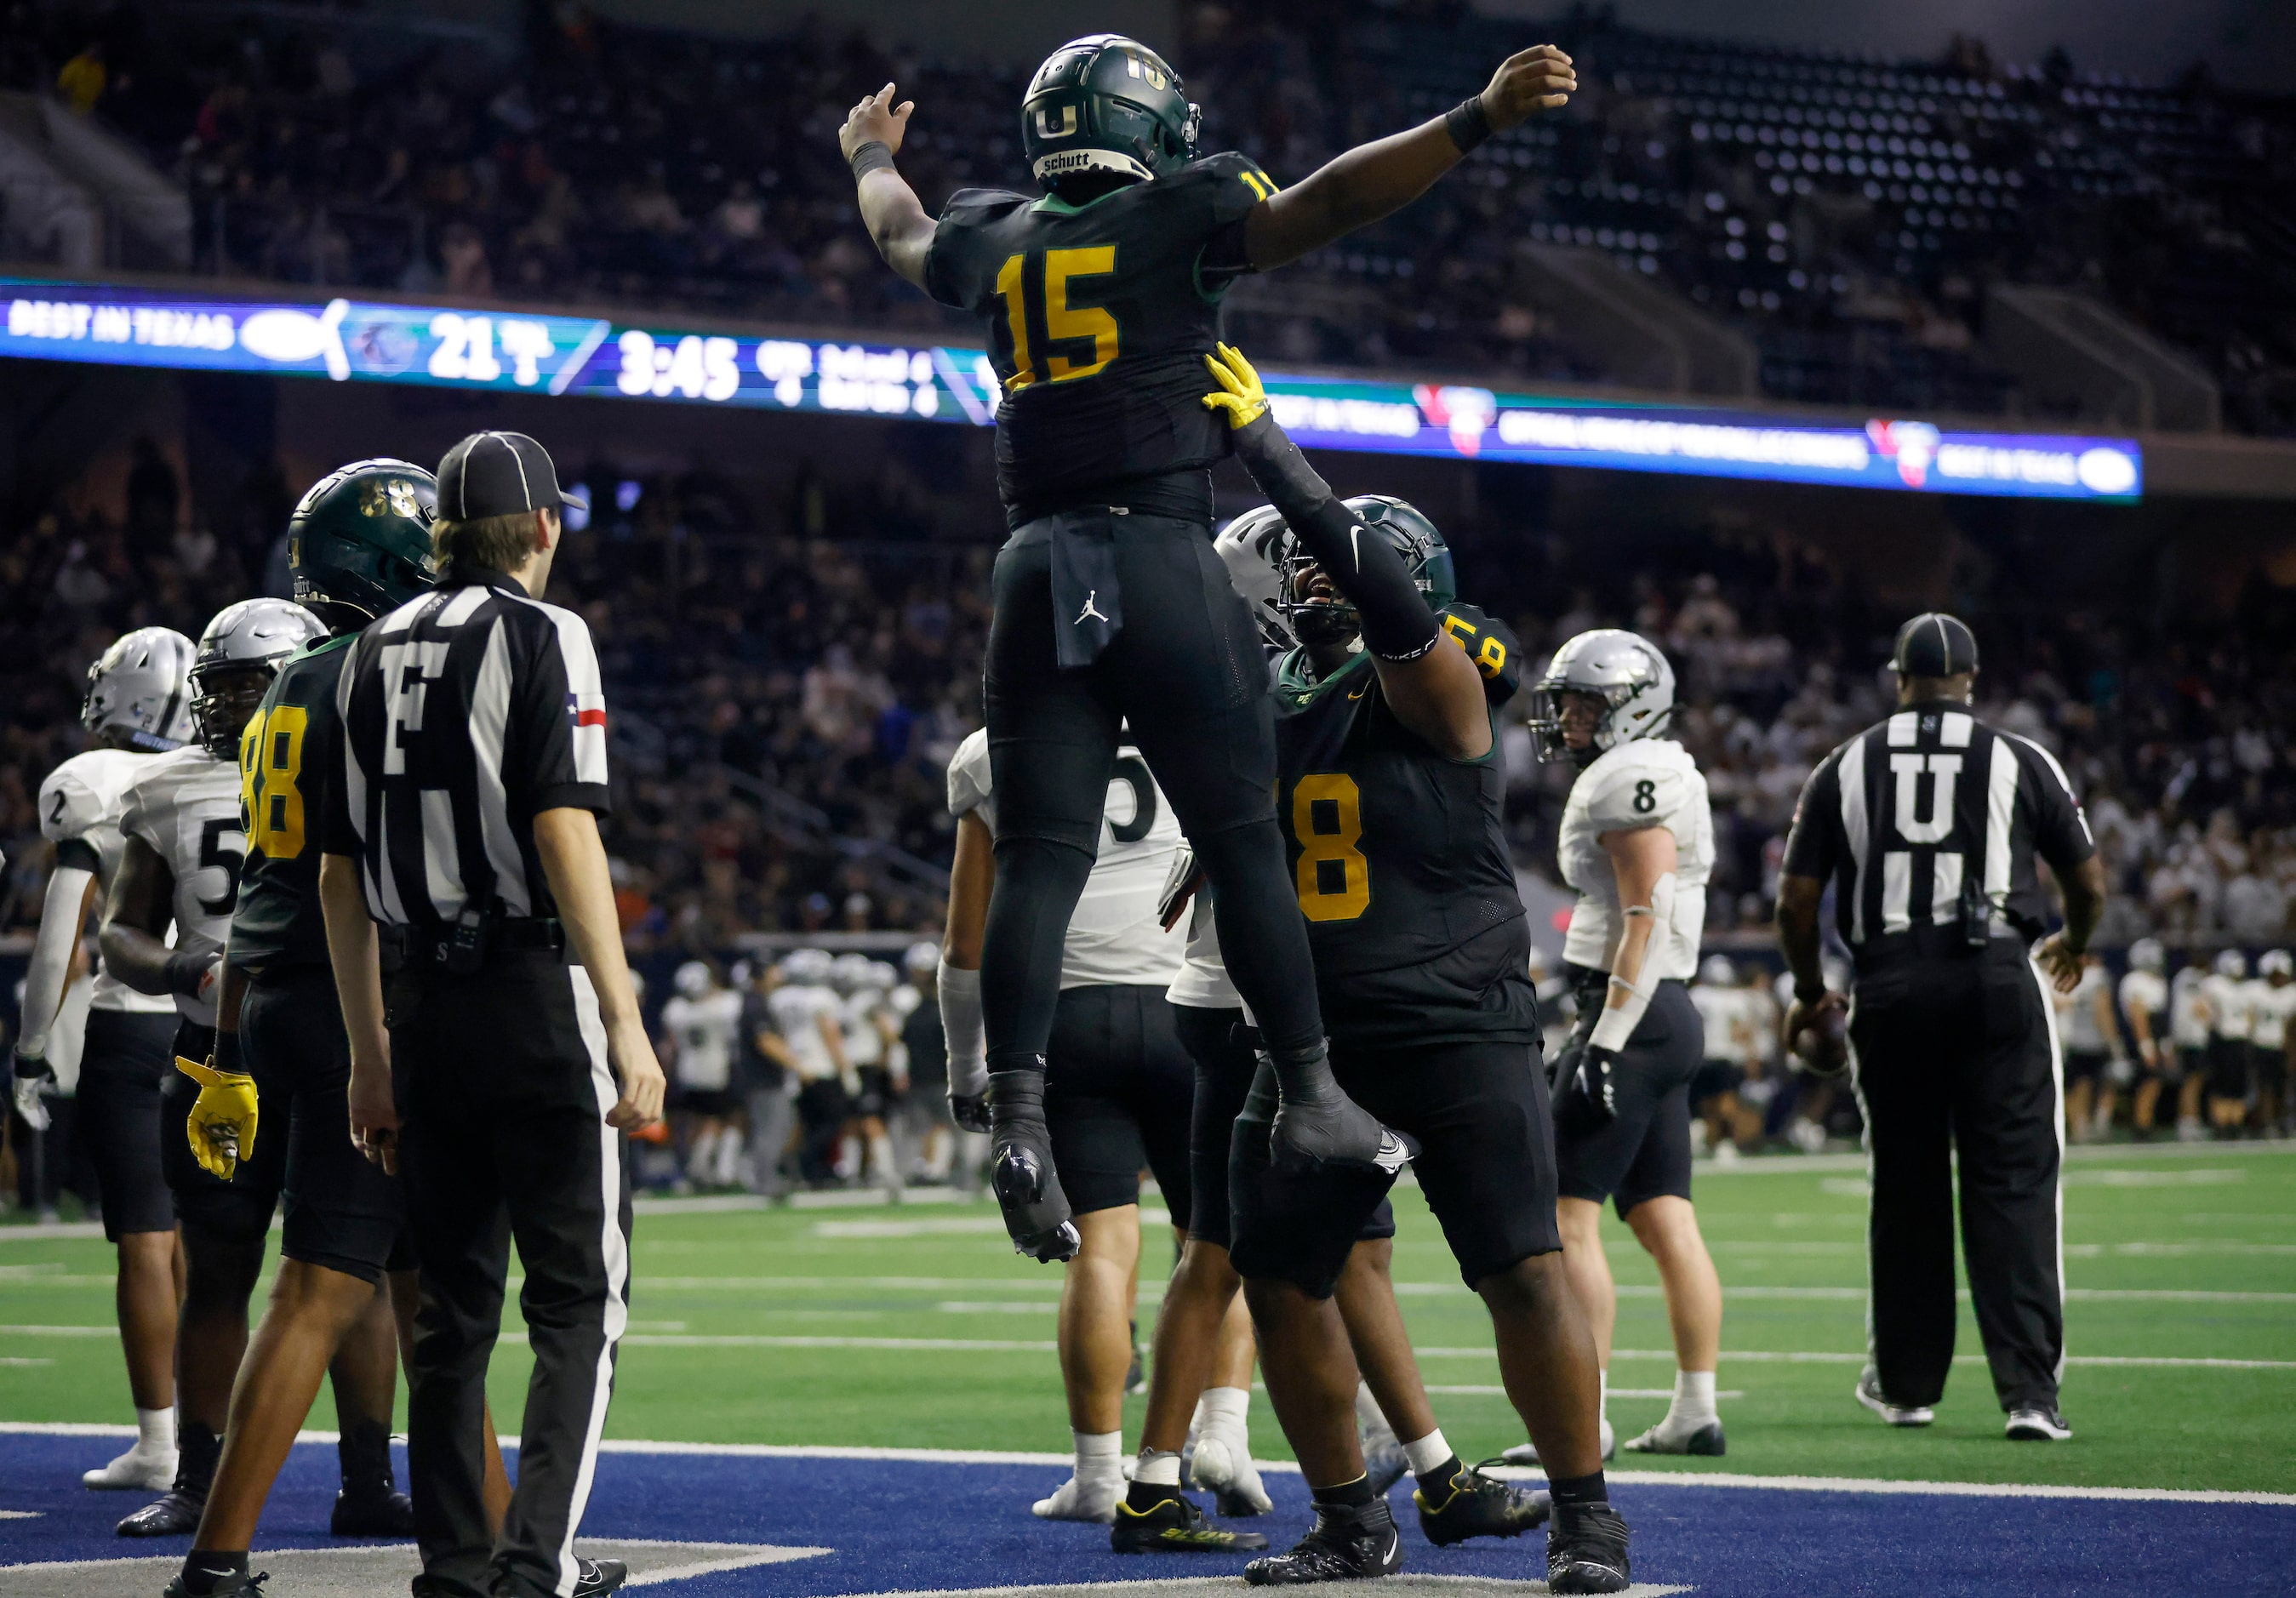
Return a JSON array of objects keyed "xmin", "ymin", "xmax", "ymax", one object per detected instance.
[
  {"xmin": 512, "ymin": 604, "xmax": 611, "ymax": 818},
  {"xmin": 2013, "ymin": 736, "xmax": 2094, "ymax": 874}
]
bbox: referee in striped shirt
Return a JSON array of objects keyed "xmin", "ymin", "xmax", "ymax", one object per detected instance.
[
  {"xmin": 317, "ymin": 430, "xmax": 665, "ymax": 1598},
  {"xmin": 1776, "ymin": 613, "xmax": 2105, "ymax": 1447}
]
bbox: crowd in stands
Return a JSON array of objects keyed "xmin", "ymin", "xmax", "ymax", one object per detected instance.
[{"xmin": 4, "ymin": 3, "xmax": 2293, "ymax": 432}]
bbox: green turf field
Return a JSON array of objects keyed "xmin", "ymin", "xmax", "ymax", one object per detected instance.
[{"xmin": 3, "ymin": 1144, "xmax": 2290, "ymax": 1495}]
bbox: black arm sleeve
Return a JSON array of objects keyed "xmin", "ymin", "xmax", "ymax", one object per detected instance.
[
  {"xmin": 1229, "ymin": 411, "xmax": 1441, "ymax": 662},
  {"xmin": 52, "ymin": 837, "xmax": 99, "ymax": 874}
]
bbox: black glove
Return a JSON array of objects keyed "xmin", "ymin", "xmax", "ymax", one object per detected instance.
[
  {"xmin": 986, "ymin": 1068, "xmax": 1079, "ymax": 1264},
  {"xmin": 1265, "ymin": 1044, "xmax": 1416, "ymax": 1175},
  {"xmin": 1552, "ymin": 1043, "xmax": 1619, "ymax": 1133},
  {"xmin": 948, "ymin": 1092, "xmax": 991, "ymax": 1134}
]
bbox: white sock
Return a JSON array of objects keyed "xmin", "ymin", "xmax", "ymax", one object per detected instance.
[
  {"xmin": 1135, "ymin": 1449, "xmax": 1182, "ymax": 1487},
  {"xmin": 1355, "ymin": 1379, "xmax": 1394, "ymax": 1441},
  {"xmin": 1667, "ymin": 1369, "xmax": 1718, "ymax": 1430},
  {"xmin": 1402, "ymin": 1429, "xmax": 1453, "ymax": 1478},
  {"xmin": 1599, "ymin": 1367, "xmax": 1610, "ymax": 1424},
  {"xmin": 869, "ymin": 1132, "xmax": 896, "ymax": 1179},
  {"xmin": 135, "ymin": 1407, "xmax": 174, "ymax": 1453},
  {"xmin": 1199, "ymin": 1385, "xmax": 1250, "ymax": 1435},
  {"xmin": 1076, "ymin": 1428, "xmax": 1122, "ymax": 1478}
]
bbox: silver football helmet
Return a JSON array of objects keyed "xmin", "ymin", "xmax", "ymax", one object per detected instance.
[
  {"xmin": 2263, "ymin": 949, "xmax": 2293, "ymax": 981},
  {"xmin": 2214, "ymin": 948, "xmax": 2248, "ymax": 980},
  {"xmin": 187, "ymin": 599, "xmax": 327, "ymax": 757},
  {"xmin": 1214, "ymin": 505, "xmax": 1296, "ymax": 651},
  {"xmin": 1699, "ymin": 954, "xmax": 1737, "ymax": 986},
  {"xmin": 1528, "ymin": 628, "xmax": 1676, "ymax": 765},
  {"xmin": 780, "ymin": 948, "xmax": 835, "ymax": 987},
  {"xmin": 831, "ymin": 951, "xmax": 876, "ymax": 995},
  {"xmin": 673, "ymin": 960, "xmax": 714, "ymax": 1000},
  {"xmin": 81, "ymin": 627, "xmax": 197, "ymax": 751},
  {"xmin": 2128, "ymin": 938, "xmax": 2165, "ymax": 974}
]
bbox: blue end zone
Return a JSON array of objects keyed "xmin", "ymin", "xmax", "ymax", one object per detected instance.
[{"xmin": 1, "ymin": 1432, "xmax": 2290, "ymax": 1597}]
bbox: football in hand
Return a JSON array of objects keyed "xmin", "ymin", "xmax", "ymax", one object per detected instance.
[{"xmin": 1791, "ymin": 1002, "xmax": 1850, "ymax": 1076}]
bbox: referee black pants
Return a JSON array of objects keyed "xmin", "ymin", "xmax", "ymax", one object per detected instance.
[
  {"xmin": 1849, "ymin": 944, "xmax": 2063, "ymax": 1413},
  {"xmin": 386, "ymin": 952, "xmax": 632, "ymax": 1598}
]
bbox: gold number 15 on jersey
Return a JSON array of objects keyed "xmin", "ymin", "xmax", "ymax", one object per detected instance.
[
  {"xmin": 994, "ymin": 247, "xmax": 1119, "ymax": 391},
  {"xmin": 1293, "ymin": 773, "xmax": 1370, "ymax": 922},
  {"xmin": 239, "ymin": 704, "xmax": 309, "ymax": 860}
]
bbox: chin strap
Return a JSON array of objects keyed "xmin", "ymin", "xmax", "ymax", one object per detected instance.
[{"xmin": 1590, "ymin": 870, "xmax": 1676, "ymax": 1053}]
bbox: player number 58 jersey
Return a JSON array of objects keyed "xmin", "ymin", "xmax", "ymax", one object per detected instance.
[
  {"xmin": 1557, "ymin": 739, "xmax": 1713, "ymax": 980},
  {"xmin": 120, "ymin": 745, "xmax": 246, "ymax": 1026}
]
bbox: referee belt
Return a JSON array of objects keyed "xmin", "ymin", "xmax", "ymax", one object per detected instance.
[{"xmin": 381, "ymin": 916, "xmax": 565, "ymax": 973}]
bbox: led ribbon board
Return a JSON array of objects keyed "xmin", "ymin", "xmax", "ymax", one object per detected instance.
[{"xmin": 3, "ymin": 280, "xmax": 2141, "ymax": 501}]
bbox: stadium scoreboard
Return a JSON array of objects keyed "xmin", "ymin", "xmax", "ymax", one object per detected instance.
[{"xmin": 5, "ymin": 279, "xmax": 2141, "ymax": 501}]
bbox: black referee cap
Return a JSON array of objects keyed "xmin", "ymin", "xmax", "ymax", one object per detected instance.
[
  {"xmin": 436, "ymin": 431, "xmax": 588, "ymax": 522},
  {"xmin": 1891, "ymin": 612, "xmax": 1979, "ymax": 677}
]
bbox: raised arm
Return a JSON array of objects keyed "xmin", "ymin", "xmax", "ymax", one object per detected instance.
[
  {"xmin": 1202, "ymin": 344, "xmax": 1489, "ymax": 757},
  {"xmin": 1244, "ymin": 45, "xmax": 1575, "ymax": 270},
  {"xmin": 838, "ymin": 83, "xmax": 936, "ymax": 292}
]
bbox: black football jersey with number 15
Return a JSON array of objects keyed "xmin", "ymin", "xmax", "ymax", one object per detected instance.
[
  {"xmin": 1271, "ymin": 602, "xmax": 1540, "ymax": 1049},
  {"xmin": 228, "ymin": 634, "xmax": 353, "ymax": 969},
  {"xmin": 922, "ymin": 152, "xmax": 1277, "ymax": 522}
]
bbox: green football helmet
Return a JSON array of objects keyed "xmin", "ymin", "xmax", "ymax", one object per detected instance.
[
  {"xmin": 1022, "ymin": 34, "xmax": 1199, "ymax": 192},
  {"xmin": 286, "ymin": 459, "xmax": 438, "ymax": 630}
]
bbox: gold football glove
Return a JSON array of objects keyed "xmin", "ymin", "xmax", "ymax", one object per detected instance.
[
  {"xmin": 177, "ymin": 1056, "xmax": 258, "ymax": 1180},
  {"xmin": 1201, "ymin": 341, "xmax": 1271, "ymax": 430}
]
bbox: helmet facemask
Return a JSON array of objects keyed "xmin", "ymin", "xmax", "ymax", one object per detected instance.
[{"xmin": 189, "ymin": 663, "xmax": 280, "ymax": 760}]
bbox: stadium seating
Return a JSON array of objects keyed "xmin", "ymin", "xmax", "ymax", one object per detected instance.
[{"xmin": 3, "ymin": 6, "xmax": 2292, "ymax": 431}]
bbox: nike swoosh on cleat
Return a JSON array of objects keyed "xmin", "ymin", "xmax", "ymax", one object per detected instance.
[{"xmin": 1374, "ymin": 1133, "xmax": 1413, "ymax": 1173}]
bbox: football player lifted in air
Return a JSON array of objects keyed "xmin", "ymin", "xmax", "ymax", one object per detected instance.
[
  {"xmin": 15, "ymin": 628, "xmax": 195, "ymax": 1495},
  {"xmin": 1197, "ymin": 345, "xmax": 1629, "ymax": 1594},
  {"xmin": 1523, "ymin": 629, "xmax": 1728, "ymax": 1464},
  {"xmin": 157, "ymin": 464, "xmax": 512, "ymax": 1598},
  {"xmin": 837, "ymin": 33, "xmax": 1576, "ymax": 1264}
]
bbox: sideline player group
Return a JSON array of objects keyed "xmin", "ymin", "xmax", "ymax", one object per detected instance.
[{"xmin": 0, "ymin": 23, "xmax": 2148, "ymax": 1598}]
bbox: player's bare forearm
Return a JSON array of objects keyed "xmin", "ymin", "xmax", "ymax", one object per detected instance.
[
  {"xmin": 1375, "ymin": 643, "xmax": 1492, "ymax": 760},
  {"xmin": 2059, "ymin": 854, "xmax": 2108, "ymax": 954},
  {"xmin": 99, "ymin": 837, "xmax": 179, "ymax": 996},
  {"xmin": 1775, "ymin": 873, "xmax": 1828, "ymax": 995},
  {"xmin": 860, "ymin": 172, "xmax": 936, "ymax": 290},
  {"xmin": 840, "ymin": 82, "xmax": 934, "ymax": 290},
  {"xmin": 1245, "ymin": 43, "xmax": 1575, "ymax": 269},
  {"xmin": 318, "ymin": 853, "xmax": 388, "ymax": 1070},
  {"xmin": 1601, "ymin": 825, "xmax": 1677, "ymax": 1000},
  {"xmin": 534, "ymin": 807, "xmax": 665, "ymax": 1126},
  {"xmin": 944, "ymin": 812, "xmax": 993, "ymax": 970}
]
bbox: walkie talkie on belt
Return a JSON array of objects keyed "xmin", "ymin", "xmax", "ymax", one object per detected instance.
[
  {"xmin": 444, "ymin": 906, "xmax": 490, "ymax": 974},
  {"xmin": 1959, "ymin": 879, "xmax": 1993, "ymax": 949}
]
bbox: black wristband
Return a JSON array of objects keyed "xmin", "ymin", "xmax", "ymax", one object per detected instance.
[
  {"xmin": 849, "ymin": 140, "xmax": 896, "ymax": 181},
  {"xmin": 213, "ymin": 1030, "xmax": 243, "ymax": 1074},
  {"xmin": 166, "ymin": 950, "xmax": 213, "ymax": 998},
  {"xmin": 1445, "ymin": 94, "xmax": 1494, "ymax": 154},
  {"xmin": 1793, "ymin": 981, "xmax": 1828, "ymax": 1005}
]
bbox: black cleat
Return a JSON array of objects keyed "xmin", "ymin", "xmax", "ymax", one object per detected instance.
[
  {"xmin": 118, "ymin": 1486, "xmax": 205, "ymax": 1537},
  {"xmin": 1414, "ymin": 1459, "xmax": 1551, "ymax": 1546},
  {"xmin": 1111, "ymin": 1492, "xmax": 1269, "ymax": 1554},
  {"xmin": 1546, "ymin": 1500, "xmax": 1631, "ymax": 1595},
  {"xmin": 331, "ymin": 1483, "xmax": 416, "ymax": 1536},
  {"xmin": 1621, "ymin": 1419, "xmax": 1726, "ymax": 1456},
  {"xmin": 571, "ymin": 1555, "xmax": 629, "ymax": 1595},
  {"xmin": 162, "ymin": 1569, "xmax": 267, "ymax": 1597},
  {"xmin": 1244, "ymin": 1498, "xmax": 1404, "ymax": 1585}
]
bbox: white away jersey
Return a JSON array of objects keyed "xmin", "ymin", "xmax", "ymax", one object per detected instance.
[
  {"xmin": 842, "ymin": 990, "xmax": 888, "ymax": 1069},
  {"xmin": 768, "ymin": 984, "xmax": 842, "ymax": 1084},
  {"xmin": 2202, "ymin": 972, "xmax": 2253, "ymax": 1042},
  {"xmin": 2118, "ymin": 968, "xmax": 2167, "ymax": 1040},
  {"xmin": 119, "ymin": 746, "xmax": 244, "ymax": 1026},
  {"xmin": 1556, "ymin": 739, "xmax": 1714, "ymax": 980},
  {"xmin": 2248, "ymin": 980, "xmax": 2296, "ymax": 1051},
  {"xmin": 1168, "ymin": 885, "xmax": 1242, "ymax": 1011},
  {"xmin": 37, "ymin": 749, "xmax": 175, "ymax": 1015},
  {"xmin": 947, "ymin": 728, "xmax": 1184, "ymax": 989},
  {"xmin": 2061, "ymin": 962, "xmax": 2113, "ymax": 1053},
  {"xmin": 2169, "ymin": 967, "xmax": 2211, "ymax": 1049},
  {"xmin": 1690, "ymin": 982, "xmax": 1748, "ymax": 1064},
  {"xmin": 663, "ymin": 989, "xmax": 743, "ymax": 1092}
]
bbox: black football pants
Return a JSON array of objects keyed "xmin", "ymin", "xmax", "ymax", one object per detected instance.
[
  {"xmin": 1849, "ymin": 945, "xmax": 2063, "ymax": 1413},
  {"xmin": 386, "ymin": 952, "xmax": 632, "ymax": 1598},
  {"xmin": 980, "ymin": 512, "xmax": 1325, "ymax": 1066}
]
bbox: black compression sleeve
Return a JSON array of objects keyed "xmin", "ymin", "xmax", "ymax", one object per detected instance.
[{"xmin": 1230, "ymin": 412, "xmax": 1441, "ymax": 661}]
